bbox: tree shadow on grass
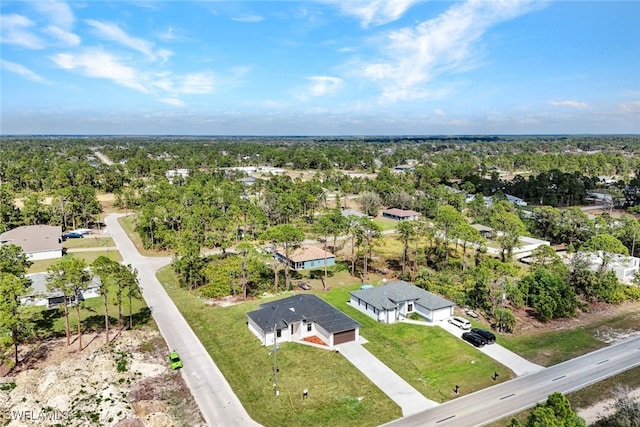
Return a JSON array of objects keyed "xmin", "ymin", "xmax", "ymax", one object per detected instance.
[{"xmin": 129, "ymin": 307, "xmax": 153, "ymax": 327}]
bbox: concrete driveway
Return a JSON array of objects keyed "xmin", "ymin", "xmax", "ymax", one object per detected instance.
[
  {"xmin": 437, "ymin": 319, "xmax": 544, "ymax": 376},
  {"xmin": 337, "ymin": 341, "xmax": 438, "ymax": 416}
]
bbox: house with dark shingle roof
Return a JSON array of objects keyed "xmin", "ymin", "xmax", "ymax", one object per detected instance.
[
  {"xmin": 246, "ymin": 294, "xmax": 360, "ymax": 347},
  {"xmin": 349, "ymin": 280, "xmax": 454, "ymax": 324},
  {"xmin": 0, "ymin": 225, "xmax": 63, "ymax": 260}
]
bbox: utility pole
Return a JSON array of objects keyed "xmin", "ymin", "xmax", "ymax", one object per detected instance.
[{"xmin": 269, "ymin": 325, "xmax": 280, "ymax": 396}]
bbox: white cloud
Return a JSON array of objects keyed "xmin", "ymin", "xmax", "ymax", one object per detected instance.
[
  {"xmin": 85, "ymin": 19, "xmax": 172, "ymax": 62},
  {"xmin": 159, "ymin": 97, "xmax": 186, "ymax": 107},
  {"xmin": 0, "ymin": 14, "xmax": 44, "ymax": 49},
  {"xmin": 549, "ymin": 100, "xmax": 589, "ymax": 109},
  {"xmin": 618, "ymin": 100, "xmax": 640, "ymax": 114},
  {"xmin": 31, "ymin": 0, "xmax": 75, "ymax": 29},
  {"xmin": 31, "ymin": 0, "xmax": 80, "ymax": 46},
  {"xmin": 44, "ymin": 25, "xmax": 81, "ymax": 46},
  {"xmin": 232, "ymin": 15, "xmax": 265, "ymax": 23},
  {"xmin": 1, "ymin": 59, "xmax": 49, "ymax": 83},
  {"xmin": 180, "ymin": 72, "xmax": 216, "ymax": 94},
  {"xmin": 50, "ymin": 50, "xmax": 149, "ymax": 92},
  {"xmin": 356, "ymin": 0, "xmax": 544, "ymax": 103},
  {"xmin": 325, "ymin": 0, "xmax": 420, "ymax": 27},
  {"xmin": 295, "ymin": 76, "xmax": 344, "ymax": 101}
]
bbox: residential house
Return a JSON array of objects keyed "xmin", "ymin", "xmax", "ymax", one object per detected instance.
[
  {"xmin": 0, "ymin": 225, "xmax": 63, "ymax": 260},
  {"xmin": 394, "ymin": 165, "xmax": 415, "ymax": 173},
  {"xmin": 165, "ymin": 169, "xmax": 189, "ymax": 183},
  {"xmin": 573, "ymin": 251, "xmax": 640, "ymax": 284},
  {"xmin": 276, "ymin": 245, "xmax": 335, "ymax": 270},
  {"xmin": 506, "ymin": 194, "xmax": 527, "ymax": 207},
  {"xmin": 246, "ymin": 294, "xmax": 361, "ymax": 347},
  {"xmin": 470, "ymin": 225, "xmax": 550, "ymax": 259},
  {"xmin": 382, "ymin": 208, "xmax": 420, "ymax": 221},
  {"xmin": 22, "ymin": 272, "xmax": 101, "ymax": 308},
  {"xmin": 349, "ymin": 280, "xmax": 455, "ymax": 324},
  {"xmin": 341, "ymin": 209, "xmax": 367, "ymax": 218}
]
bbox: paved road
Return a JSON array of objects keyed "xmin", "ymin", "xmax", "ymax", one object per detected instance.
[
  {"xmin": 338, "ymin": 341, "xmax": 438, "ymax": 416},
  {"xmin": 105, "ymin": 213, "xmax": 260, "ymax": 427},
  {"xmin": 384, "ymin": 335, "xmax": 640, "ymax": 427}
]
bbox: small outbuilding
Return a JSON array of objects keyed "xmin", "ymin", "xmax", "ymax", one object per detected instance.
[
  {"xmin": 276, "ymin": 245, "xmax": 335, "ymax": 270},
  {"xmin": 349, "ymin": 280, "xmax": 454, "ymax": 324},
  {"xmin": 246, "ymin": 294, "xmax": 361, "ymax": 347}
]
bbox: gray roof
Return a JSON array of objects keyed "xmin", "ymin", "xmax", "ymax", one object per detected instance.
[
  {"xmin": 0, "ymin": 225, "xmax": 62, "ymax": 254},
  {"xmin": 26, "ymin": 272, "xmax": 101, "ymax": 298},
  {"xmin": 350, "ymin": 280, "xmax": 454, "ymax": 311},
  {"xmin": 247, "ymin": 294, "xmax": 360, "ymax": 334},
  {"xmin": 341, "ymin": 209, "xmax": 367, "ymax": 218}
]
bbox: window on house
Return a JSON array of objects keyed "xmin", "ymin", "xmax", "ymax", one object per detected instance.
[
  {"xmin": 407, "ymin": 303, "xmax": 414, "ymax": 313},
  {"xmin": 276, "ymin": 329, "xmax": 282, "ymax": 338},
  {"xmin": 307, "ymin": 323, "xmax": 312, "ymax": 332}
]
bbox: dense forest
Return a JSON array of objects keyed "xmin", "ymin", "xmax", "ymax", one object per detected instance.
[{"xmin": 2, "ymin": 134, "xmax": 640, "ymax": 333}]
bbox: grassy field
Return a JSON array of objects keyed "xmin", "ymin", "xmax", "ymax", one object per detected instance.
[
  {"xmin": 63, "ymin": 236, "xmax": 115, "ymax": 249},
  {"xmin": 25, "ymin": 282, "xmax": 153, "ymax": 342},
  {"xmin": 373, "ymin": 217, "xmax": 398, "ymax": 232},
  {"xmin": 499, "ymin": 307, "xmax": 640, "ymax": 366},
  {"xmin": 322, "ymin": 285, "xmax": 515, "ymax": 401},
  {"xmin": 119, "ymin": 214, "xmax": 173, "ymax": 257},
  {"xmin": 28, "ymin": 251, "xmax": 122, "ymax": 274}
]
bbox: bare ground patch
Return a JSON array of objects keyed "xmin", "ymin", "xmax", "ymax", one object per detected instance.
[{"xmin": 0, "ymin": 329, "xmax": 204, "ymax": 427}]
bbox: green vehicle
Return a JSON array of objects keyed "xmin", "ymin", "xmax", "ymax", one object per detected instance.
[{"xmin": 168, "ymin": 351, "xmax": 183, "ymax": 370}]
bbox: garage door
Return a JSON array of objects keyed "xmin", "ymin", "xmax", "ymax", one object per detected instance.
[{"xmin": 333, "ymin": 329, "xmax": 356, "ymax": 345}]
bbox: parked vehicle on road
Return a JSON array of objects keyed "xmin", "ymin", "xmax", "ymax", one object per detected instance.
[
  {"xmin": 462, "ymin": 332, "xmax": 486, "ymax": 347},
  {"xmin": 448, "ymin": 316, "xmax": 471, "ymax": 330},
  {"xmin": 471, "ymin": 328, "xmax": 496, "ymax": 344},
  {"xmin": 168, "ymin": 351, "xmax": 183, "ymax": 370}
]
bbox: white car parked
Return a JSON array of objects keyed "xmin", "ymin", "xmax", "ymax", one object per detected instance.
[{"xmin": 448, "ymin": 316, "xmax": 471, "ymax": 330}]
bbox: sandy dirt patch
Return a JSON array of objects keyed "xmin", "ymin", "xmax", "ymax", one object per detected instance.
[{"xmin": 0, "ymin": 329, "xmax": 204, "ymax": 427}]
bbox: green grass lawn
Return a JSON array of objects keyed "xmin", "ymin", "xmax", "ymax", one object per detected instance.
[
  {"xmin": 322, "ymin": 285, "xmax": 515, "ymax": 402},
  {"xmin": 63, "ymin": 236, "xmax": 115, "ymax": 249},
  {"xmin": 373, "ymin": 217, "xmax": 398, "ymax": 232},
  {"xmin": 24, "ymin": 282, "xmax": 153, "ymax": 342},
  {"xmin": 499, "ymin": 307, "xmax": 640, "ymax": 366},
  {"xmin": 119, "ymin": 214, "xmax": 173, "ymax": 257},
  {"xmin": 28, "ymin": 251, "xmax": 122, "ymax": 274}
]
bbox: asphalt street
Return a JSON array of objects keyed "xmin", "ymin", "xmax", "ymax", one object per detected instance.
[
  {"xmin": 384, "ymin": 334, "xmax": 640, "ymax": 427},
  {"xmin": 105, "ymin": 213, "xmax": 260, "ymax": 427}
]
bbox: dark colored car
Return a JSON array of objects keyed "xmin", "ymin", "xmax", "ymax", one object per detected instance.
[
  {"xmin": 471, "ymin": 328, "xmax": 496, "ymax": 344},
  {"xmin": 298, "ymin": 281, "xmax": 311, "ymax": 291},
  {"xmin": 462, "ymin": 332, "xmax": 486, "ymax": 348}
]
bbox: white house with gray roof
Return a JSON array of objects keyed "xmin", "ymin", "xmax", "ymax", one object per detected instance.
[
  {"xmin": 22, "ymin": 272, "xmax": 102, "ymax": 309},
  {"xmin": 246, "ymin": 294, "xmax": 360, "ymax": 347},
  {"xmin": 349, "ymin": 280, "xmax": 455, "ymax": 324}
]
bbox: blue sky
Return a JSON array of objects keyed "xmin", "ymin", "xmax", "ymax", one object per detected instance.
[{"xmin": 1, "ymin": 0, "xmax": 639, "ymax": 135}]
